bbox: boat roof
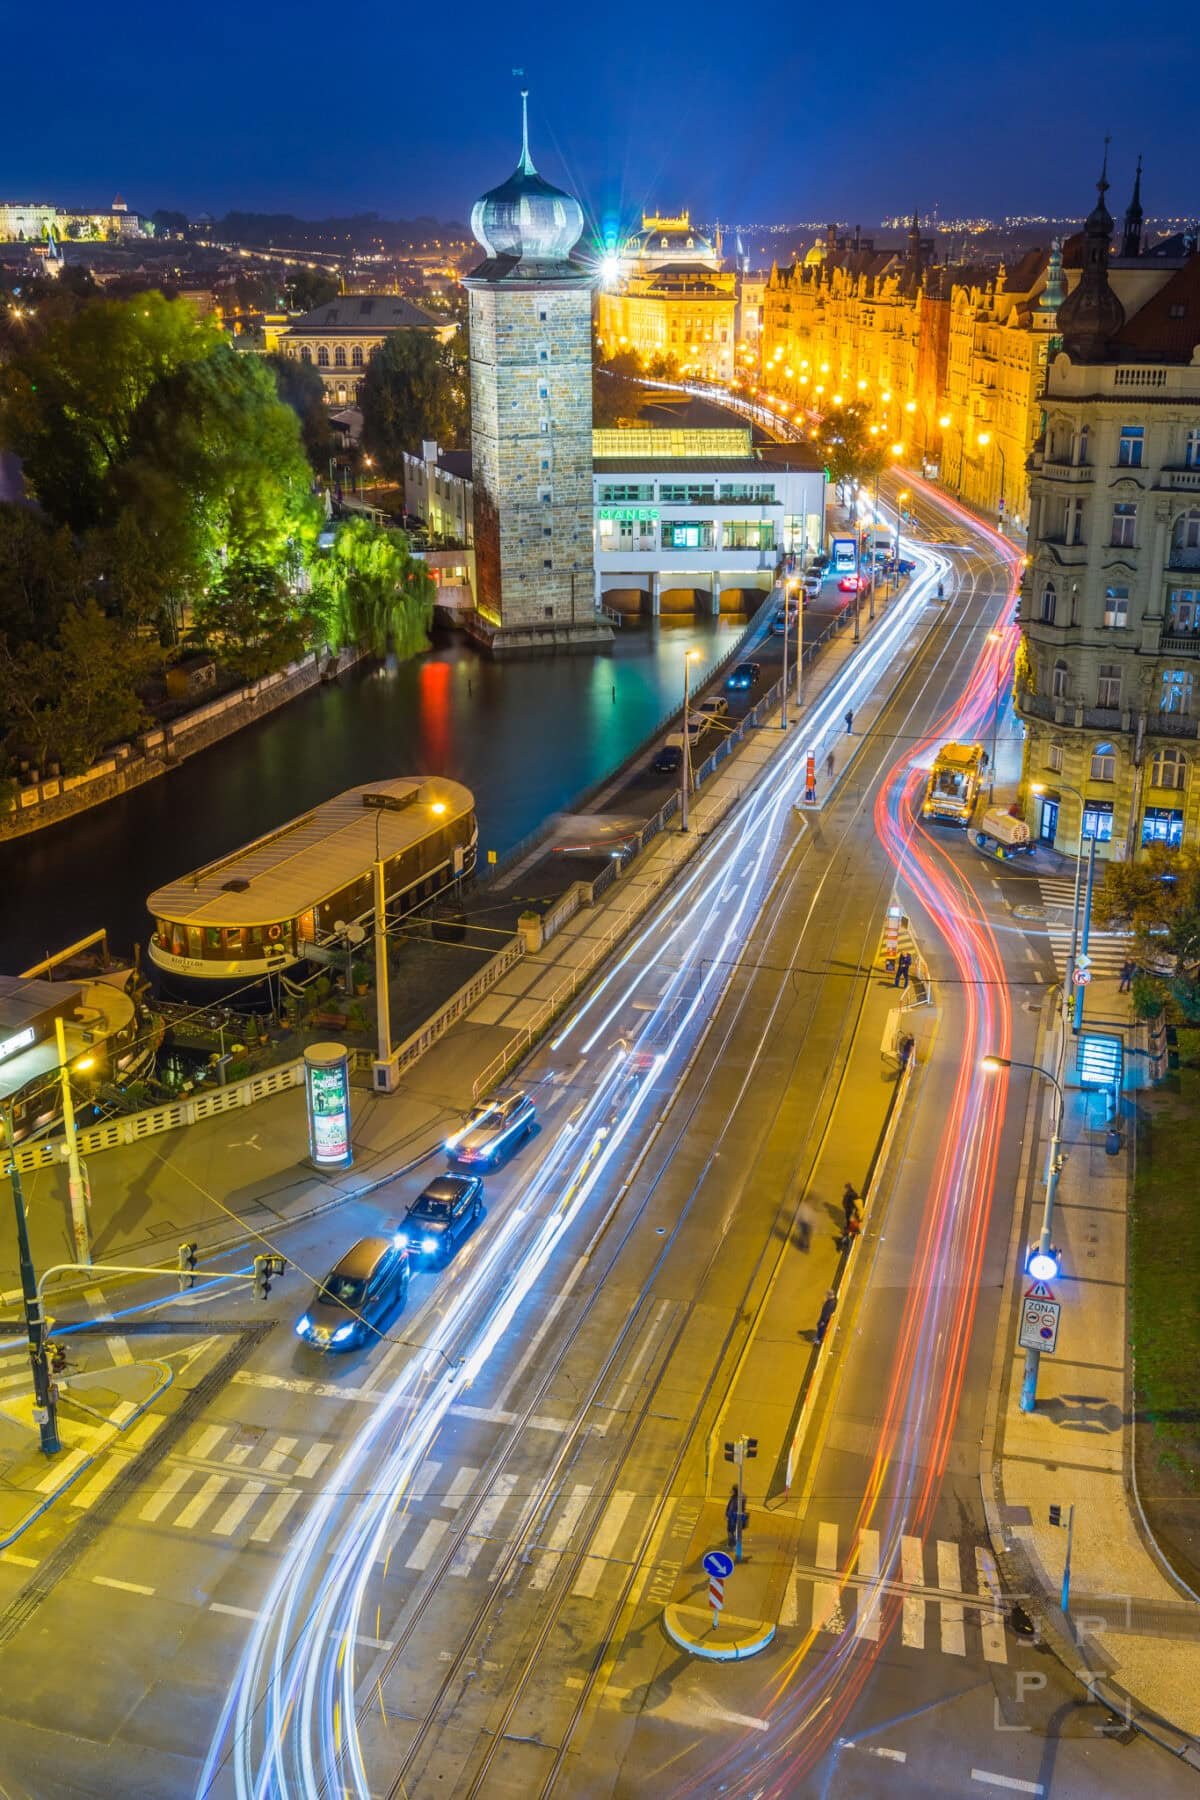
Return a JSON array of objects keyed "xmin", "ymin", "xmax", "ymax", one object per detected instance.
[{"xmin": 148, "ymin": 778, "xmax": 474, "ymax": 928}]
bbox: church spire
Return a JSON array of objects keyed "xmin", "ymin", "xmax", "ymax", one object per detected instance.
[
  {"xmin": 518, "ymin": 89, "xmax": 534, "ymax": 176},
  {"xmin": 1121, "ymin": 153, "xmax": 1144, "ymax": 258},
  {"xmin": 1055, "ymin": 141, "xmax": 1125, "ymax": 362}
]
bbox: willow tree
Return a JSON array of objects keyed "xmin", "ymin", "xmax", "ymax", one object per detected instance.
[{"xmin": 309, "ymin": 516, "xmax": 434, "ymax": 659}]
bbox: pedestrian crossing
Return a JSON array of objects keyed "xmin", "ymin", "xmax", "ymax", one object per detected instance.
[
  {"xmin": 780, "ymin": 1523, "xmax": 1010, "ymax": 1665},
  {"xmin": 1037, "ymin": 876, "xmax": 1132, "ymax": 982}
]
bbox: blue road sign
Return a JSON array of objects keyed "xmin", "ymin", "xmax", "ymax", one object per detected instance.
[{"xmin": 703, "ymin": 1549, "xmax": 734, "ymax": 1580}]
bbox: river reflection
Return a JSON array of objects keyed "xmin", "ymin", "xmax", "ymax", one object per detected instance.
[{"xmin": 0, "ymin": 614, "xmax": 745, "ymax": 969}]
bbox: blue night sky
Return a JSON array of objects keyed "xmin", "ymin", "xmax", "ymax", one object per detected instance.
[{"xmin": 7, "ymin": 0, "xmax": 1190, "ymax": 227}]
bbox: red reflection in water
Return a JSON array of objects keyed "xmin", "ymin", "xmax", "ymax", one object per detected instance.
[{"xmin": 417, "ymin": 660, "xmax": 453, "ymax": 767}]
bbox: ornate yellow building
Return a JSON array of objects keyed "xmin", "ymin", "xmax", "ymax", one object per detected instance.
[
  {"xmin": 595, "ymin": 211, "xmax": 737, "ymax": 382},
  {"xmin": 760, "ymin": 221, "xmax": 1057, "ymax": 530}
]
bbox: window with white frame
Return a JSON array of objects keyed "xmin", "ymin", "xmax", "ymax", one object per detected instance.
[
  {"xmin": 1097, "ymin": 664, "xmax": 1122, "ymax": 708},
  {"xmin": 1039, "ymin": 580, "xmax": 1057, "ymax": 624},
  {"xmin": 1151, "ymin": 747, "xmax": 1187, "ymax": 790},
  {"xmin": 1118, "ymin": 425, "xmax": 1145, "ymax": 468},
  {"xmin": 1185, "ymin": 428, "xmax": 1200, "ymax": 470},
  {"xmin": 1174, "ymin": 510, "xmax": 1200, "ymax": 554},
  {"xmin": 1111, "ymin": 502, "xmax": 1137, "ymax": 547},
  {"xmin": 1161, "ymin": 668, "xmax": 1195, "ymax": 714},
  {"xmin": 1051, "ymin": 660, "xmax": 1069, "ymax": 700},
  {"xmin": 1090, "ymin": 741, "xmax": 1117, "ymax": 781},
  {"xmin": 1104, "ymin": 585, "xmax": 1129, "ymax": 628},
  {"xmin": 1046, "ymin": 741, "xmax": 1064, "ymax": 773}
]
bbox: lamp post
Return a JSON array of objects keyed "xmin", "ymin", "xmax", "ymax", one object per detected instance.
[
  {"xmin": 53, "ymin": 1016, "xmax": 91, "ymax": 1266},
  {"xmin": 681, "ymin": 649, "xmax": 701, "ymax": 832},
  {"xmin": 1, "ymin": 1104, "xmax": 60, "ymax": 1455},
  {"xmin": 983, "ymin": 1054, "xmax": 1065, "ymax": 1413},
  {"xmin": 1031, "ymin": 778, "xmax": 1088, "ymax": 1026}
]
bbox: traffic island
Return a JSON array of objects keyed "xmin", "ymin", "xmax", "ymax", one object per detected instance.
[
  {"xmin": 660, "ymin": 1498, "xmax": 790, "ymax": 1662},
  {"xmin": 0, "ymin": 1359, "xmax": 172, "ymax": 1549}
]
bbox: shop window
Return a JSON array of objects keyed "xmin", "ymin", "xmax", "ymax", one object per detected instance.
[
  {"xmin": 1142, "ymin": 806, "xmax": 1183, "ymax": 847},
  {"xmin": 1082, "ymin": 800, "xmax": 1114, "ymax": 841}
]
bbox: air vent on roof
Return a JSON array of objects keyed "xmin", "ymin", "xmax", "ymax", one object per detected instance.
[
  {"xmin": 362, "ymin": 789, "xmax": 417, "ymax": 813},
  {"xmin": 221, "ymin": 878, "xmax": 252, "ymax": 892}
]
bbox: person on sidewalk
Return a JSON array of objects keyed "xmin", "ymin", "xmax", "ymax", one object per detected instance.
[
  {"xmin": 844, "ymin": 709, "xmax": 854, "ymax": 735},
  {"xmin": 1118, "ymin": 959, "xmax": 1135, "ymax": 993},
  {"xmin": 840, "ymin": 1210, "xmax": 862, "ymax": 1251},
  {"xmin": 893, "ymin": 951, "xmax": 911, "ymax": 989},
  {"xmin": 814, "ymin": 1289, "xmax": 836, "ymax": 1344},
  {"xmin": 841, "ymin": 1182, "xmax": 860, "ymax": 1233},
  {"xmin": 897, "ymin": 1032, "xmax": 915, "ymax": 1072},
  {"xmin": 725, "ymin": 1484, "xmax": 747, "ymax": 1551},
  {"xmin": 825, "ymin": 751, "xmax": 835, "ymax": 780},
  {"xmin": 795, "ymin": 1197, "xmax": 816, "ymax": 1251}
]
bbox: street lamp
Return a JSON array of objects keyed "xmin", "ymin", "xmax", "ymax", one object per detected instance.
[
  {"xmin": 0, "ymin": 1104, "xmax": 60, "ymax": 1455},
  {"xmin": 982, "ymin": 1054, "xmax": 1065, "ymax": 1412},
  {"xmin": 681, "ymin": 650, "xmax": 702, "ymax": 832}
]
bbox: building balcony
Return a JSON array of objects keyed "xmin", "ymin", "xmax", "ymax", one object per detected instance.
[
  {"xmin": 1158, "ymin": 632, "xmax": 1200, "ymax": 656},
  {"xmin": 1148, "ymin": 711, "xmax": 1199, "ymax": 740},
  {"xmin": 1037, "ymin": 460, "xmax": 1094, "ymax": 483},
  {"xmin": 1167, "ymin": 547, "xmax": 1200, "ymax": 571},
  {"xmin": 1156, "ymin": 468, "xmax": 1200, "ymax": 493}
]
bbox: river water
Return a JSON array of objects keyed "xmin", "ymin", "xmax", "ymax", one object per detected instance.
[{"xmin": 0, "ymin": 615, "xmax": 745, "ymax": 972}]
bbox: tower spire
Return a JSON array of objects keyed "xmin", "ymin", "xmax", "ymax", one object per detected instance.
[
  {"xmin": 1055, "ymin": 142, "xmax": 1125, "ymax": 361},
  {"xmin": 1121, "ymin": 152, "xmax": 1144, "ymax": 258},
  {"xmin": 519, "ymin": 89, "xmax": 534, "ymax": 175}
]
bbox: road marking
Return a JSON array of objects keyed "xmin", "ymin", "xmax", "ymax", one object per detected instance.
[
  {"xmin": 812, "ymin": 1581, "xmax": 843, "ymax": 1633},
  {"xmin": 975, "ymin": 1546, "xmax": 1008, "ymax": 1663},
  {"xmin": 294, "ymin": 1442, "xmax": 333, "ymax": 1482},
  {"xmin": 571, "ymin": 1490, "xmax": 636, "ymax": 1599},
  {"xmin": 259, "ymin": 1435, "xmax": 298, "ymax": 1474},
  {"xmin": 530, "ymin": 1483, "xmax": 592, "ymax": 1590},
  {"xmin": 250, "ymin": 1487, "xmax": 301, "ymax": 1543},
  {"xmin": 706, "ymin": 1705, "xmax": 770, "ymax": 1732},
  {"xmin": 213, "ymin": 1480, "xmax": 267, "ymax": 1537},
  {"xmin": 442, "ymin": 1465, "xmax": 479, "ymax": 1512},
  {"xmin": 410, "ymin": 1459, "xmax": 441, "ymax": 1504},
  {"xmin": 608, "ymin": 1299, "xmax": 672, "ymax": 1417},
  {"xmin": 448, "ymin": 1474, "xmax": 516, "ymax": 1577},
  {"xmin": 938, "ymin": 1540, "xmax": 966, "ymax": 1656},
  {"xmin": 138, "ymin": 1463, "xmax": 191, "ymax": 1523},
  {"xmin": 36, "ymin": 1446, "xmax": 89, "ymax": 1493},
  {"xmin": 839, "ymin": 1741, "xmax": 907, "ymax": 1763},
  {"xmin": 93, "ymin": 1575, "xmax": 154, "ymax": 1596},
  {"xmin": 564, "ymin": 1674, "xmax": 631, "ymax": 1700},
  {"xmin": 1023, "ymin": 944, "xmax": 1036, "ymax": 963},
  {"xmin": 971, "ymin": 1772, "xmax": 1043, "ymax": 1795},
  {"xmin": 71, "ymin": 1454, "xmax": 132, "ymax": 1511},
  {"xmin": 175, "ymin": 1472, "xmax": 229, "ymax": 1531},
  {"xmin": 211, "ymin": 1602, "xmax": 261, "ymax": 1622},
  {"xmin": 0, "ymin": 1549, "xmax": 38, "ymax": 1568},
  {"xmin": 901, "ymin": 1535, "xmax": 925, "ymax": 1646},
  {"xmin": 858, "ymin": 1528, "xmax": 879, "ymax": 1579},
  {"xmin": 87, "ymin": 1285, "xmax": 133, "ymax": 1366},
  {"xmin": 815, "ymin": 1520, "xmax": 838, "ymax": 1570},
  {"xmin": 190, "ymin": 1424, "xmax": 227, "ymax": 1462},
  {"xmin": 405, "ymin": 1519, "xmax": 449, "ymax": 1572}
]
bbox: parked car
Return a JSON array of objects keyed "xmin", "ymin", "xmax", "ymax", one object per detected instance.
[
  {"xmin": 397, "ymin": 1174, "xmax": 483, "ymax": 1267},
  {"xmin": 696, "ymin": 695, "xmax": 729, "ymax": 720},
  {"xmin": 447, "ymin": 1091, "xmax": 536, "ymax": 1165},
  {"xmin": 654, "ymin": 742, "xmax": 684, "ymax": 773},
  {"xmin": 295, "ymin": 1237, "xmax": 410, "ymax": 1352},
  {"xmin": 725, "ymin": 661, "xmax": 762, "ymax": 692}
]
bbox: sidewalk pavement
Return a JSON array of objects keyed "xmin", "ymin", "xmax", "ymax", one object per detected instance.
[
  {"xmin": 663, "ymin": 915, "xmax": 927, "ymax": 1658},
  {"xmin": 3, "ymin": 574, "xmax": 940, "ymax": 1304},
  {"xmin": 983, "ymin": 972, "xmax": 1200, "ymax": 1758},
  {"xmin": 0, "ymin": 1356, "xmax": 172, "ymax": 1549}
]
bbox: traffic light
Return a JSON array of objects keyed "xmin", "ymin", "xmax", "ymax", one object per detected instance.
[
  {"xmin": 745, "ymin": 1437, "xmax": 759, "ymax": 1460},
  {"xmin": 1049, "ymin": 1504, "xmax": 1063, "ymax": 1527},
  {"xmin": 723, "ymin": 1442, "xmax": 735, "ymax": 1463},
  {"xmin": 177, "ymin": 1241, "xmax": 198, "ymax": 1292},
  {"xmin": 253, "ymin": 1254, "xmax": 285, "ymax": 1300}
]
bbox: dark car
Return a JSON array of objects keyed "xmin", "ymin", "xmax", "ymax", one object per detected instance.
[
  {"xmin": 398, "ymin": 1174, "xmax": 483, "ymax": 1267},
  {"xmin": 295, "ymin": 1236, "xmax": 410, "ymax": 1352},
  {"xmin": 725, "ymin": 661, "xmax": 762, "ymax": 692},
  {"xmin": 896, "ymin": 557, "xmax": 916, "ymax": 576},
  {"xmin": 653, "ymin": 742, "xmax": 684, "ymax": 773},
  {"xmin": 447, "ymin": 1090, "xmax": 537, "ymax": 1165}
]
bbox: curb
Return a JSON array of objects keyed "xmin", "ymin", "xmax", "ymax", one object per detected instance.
[{"xmin": 662, "ymin": 1602, "xmax": 776, "ymax": 1662}]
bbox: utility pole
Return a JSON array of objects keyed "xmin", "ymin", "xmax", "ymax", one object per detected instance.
[
  {"xmin": 54, "ymin": 1015, "xmax": 91, "ymax": 1267},
  {"xmin": 781, "ymin": 585, "xmax": 790, "ymax": 731},
  {"xmin": 681, "ymin": 650, "xmax": 700, "ymax": 832},
  {"xmin": 722, "ymin": 1433, "xmax": 757, "ymax": 1561},
  {"xmin": 2, "ymin": 1105, "xmax": 60, "ymax": 1455},
  {"xmin": 1073, "ymin": 833, "xmax": 1099, "ymax": 1032}
]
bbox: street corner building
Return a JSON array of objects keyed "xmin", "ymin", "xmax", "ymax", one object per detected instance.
[
  {"xmin": 1016, "ymin": 154, "xmax": 1200, "ymax": 860},
  {"xmin": 462, "ymin": 94, "xmax": 610, "ymax": 654}
]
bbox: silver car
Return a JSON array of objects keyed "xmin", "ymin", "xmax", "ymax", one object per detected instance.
[{"xmin": 447, "ymin": 1091, "xmax": 536, "ymax": 1165}]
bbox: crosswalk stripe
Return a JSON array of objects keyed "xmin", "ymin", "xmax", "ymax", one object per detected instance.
[
  {"xmin": 976, "ymin": 1546, "xmax": 1008, "ymax": 1664},
  {"xmin": 294, "ymin": 1443, "xmax": 333, "ymax": 1482},
  {"xmin": 189, "ymin": 1424, "xmax": 227, "ymax": 1461},
  {"xmin": 571, "ymin": 1489, "xmax": 636, "ymax": 1599},
  {"xmin": 71, "ymin": 1454, "xmax": 130, "ymax": 1511},
  {"xmin": 854, "ymin": 1584, "xmax": 883, "ymax": 1641},
  {"xmin": 813, "ymin": 1581, "xmax": 844, "ymax": 1634},
  {"xmin": 410, "ymin": 1459, "xmax": 441, "ymax": 1504},
  {"xmin": 530, "ymin": 1483, "xmax": 592, "ymax": 1591},
  {"xmin": 902, "ymin": 1591, "xmax": 926, "ymax": 1648},
  {"xmin": 448, "ymin": 1475, "xmax": 517, "ymax": 1577},
  {"xmin": 858, "ymin": 1528, "xmax": 879, "ymax": 1579},
  {"xmin": 442, "ymin": 1465, "xmax": 479, "ymax": 1511},
  {"xmin": 138, "ymin": 1464, "xmax": 191, "ymax": 1523},
  {"xmin": 901, "ymin": 1534, "xmax": 924, "ymax": 1585},
  {"xmin": 250, "ymin": 1487, "xmax": 301, "ymax": 1544},
  {"xmin": 815, "ymin": 1521, "xmax": 838, "ymax": 1571},
  {"xmin": 938, "ymin": 1540, "xmax": 966, "ymax": 1656},
  {"xmin": 405, "ymin": 1519, "xmax": 448, "ymax": 1572},
  {"xmin": 175, "ymin": 1473, "xmax": 229, "ymax": 1531},
  {"xmin": 259, "ymin": 1435, "xmax": 298, "ymax": 1474},
  {"xmin": 213, "ymin": 1480, "xmax": 267, "ymax": 1538}
]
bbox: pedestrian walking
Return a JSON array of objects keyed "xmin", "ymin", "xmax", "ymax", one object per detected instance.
[
  {"xmin": 844, "ymin": 709, "xmax": 854, "ymax": 735},
  {"xmin": 897, "ymin": 1032, "xmax": 915, "ymax": 1072},
  {"xmin": 795, "ymin": 1197, "xmax": 816, "ymax": 1251},
  {"xmin": 725, "ymin": 1484, "xmax": 747, "ymax": 1551},
  {"xmin": 841, "ymin": 1182, "xmax": 860, "ymax": 1232},
  {"xmin": 893, "ymin": 950, "xmax": 912, "ymax": 990},
  {"xmin": 825, "ymin": 750, "xmax": 835, "ymax": 780},
  {"xmin": 814, "ymin": 1289, "xmax": 836, "ymax": 1345},
  {"xmin": 1118, "ymin": 959, "xmax": 1135, "ymax": 993}
]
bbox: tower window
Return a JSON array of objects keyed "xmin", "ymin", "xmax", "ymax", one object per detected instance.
[
  {"xmin": 538, "ymin": 307, "xmax": 548, "ymax": 322},
  {"xmin": 543, "ymin": 560, "xmax": 553, "ymax": 569}
]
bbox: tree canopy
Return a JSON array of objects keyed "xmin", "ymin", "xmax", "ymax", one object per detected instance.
[
  {"xmin": 308, "ymin": 515, "xmax": 434, "ymax": 659},
  {"xmin": 816, "ymin": 404, "xmax": 888, "ymax": 491},
  {"xmin": 359, "ymin": 329, "xmax": 468, "ymax": 473},
  {"xmin": 1094, "ymin": 844, "xmax": 1200, "ymax": 1020}
]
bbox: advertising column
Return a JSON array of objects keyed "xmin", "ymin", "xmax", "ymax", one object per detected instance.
[{"xmin": 304, "ymin": 1042, "xmax": 353, "ymax": 1170}]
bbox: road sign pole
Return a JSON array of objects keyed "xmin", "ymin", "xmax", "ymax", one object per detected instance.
[
  {"xmin": 1020, "ymin": 1135, "xmax": 1063, "ymax": 1415},
  {"xmin": 1073, "ymin": 833, "xmax": 1098, "ymax": 1032},
  {"xmin": 710, "ymin": 1573, "xmax": 725, "ymax": 1629},
  {"xmin": 734, "ymin": 1439, "xmax": 745, "ymax": 1562},
  {"xmin": 1061, "ymin": 1502, "xmax": 1075, "ymax": 1615}
]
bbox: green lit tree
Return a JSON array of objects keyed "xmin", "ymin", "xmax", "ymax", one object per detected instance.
[
  {"xmin": 1094, "ymin": 845, "xmax": 1200, "ymax": 1021},
  {"xmin": 359, "ymin": 329, "xmax": 468, "ymax": 473},
  {"xmin": 308, "ymin": 516, "xmax": 434, "ymax": 659},
  {"xmin": 817, "ymin": 403, "xmax": 888, "ymax": 494},
  {"xmin": 265, "ymin": 351, "xmax": 334, "ymax": 467},
  {"xmin": 189, "ymin": 561, "xmax": 314, "ymax": 683}
]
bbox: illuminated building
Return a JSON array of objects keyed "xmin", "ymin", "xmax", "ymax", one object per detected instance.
[
  {"xmin": 0, "ymin": 195, "xmax": 149, "ymax": 241},
  {"xmin": 1017, "ymin": 158, "xmax": 1200, "ymax": 858},
  {"xmin": 596, "ymin": 210, "xmax": 737, "ymax": 382},
  {"xmin": 463, "ymin": 95, "xmax": 609, "ymax": 651},
  {"xmin": 276, "ymin": 295, "xmax": 451, "ymax": 406}
]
